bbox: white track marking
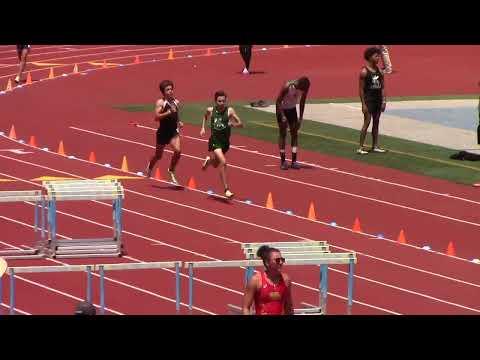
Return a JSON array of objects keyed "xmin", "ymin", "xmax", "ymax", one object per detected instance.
[
  {"xmin": 0, "ymin": 216, "xmax": 214, "ymax": 315},
  {"xmin": 1, "ymin": 155, "xmax": 479, "ymax": 289},
  {"xmin": 66, "ymin": 127, "xmax": 480, "ymax": 228}
]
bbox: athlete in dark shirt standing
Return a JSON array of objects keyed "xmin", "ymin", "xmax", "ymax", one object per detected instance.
[
  {"xmin": 146, "ymin": 80, "xmax": 183, "ymax": 185},
  {"xmin": 358, "ymin": 47, "xmax": 387, "ymax": 155}
]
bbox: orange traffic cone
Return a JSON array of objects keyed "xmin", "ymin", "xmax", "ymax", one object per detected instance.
[
  {"xmin": 28, "ymin": 135, "xmax": 37, "ymax": 147},
  {"xmin": 446, "ymin": 241, "xmax": 456, "ymax": 256},
  {"xmin": 121, "ymin": 156, "xmax": 129, "ymax": 172},
  {"xmin": 88, "ymin": 151, "xmax": 96, "ymax": 163},
  {"xmin": 266, "ymin": 192, "xmax": 274, "ymax": 209},
  {"xmin": 5, "ymin": 79, "xmax": 12, "ymax": 91},
  {"xmin": 26, "ymin": 72, "xmax": 32, "ymax": 85},
  {"xmin": 73, "ymin": 64, "xmax": 79, "ymax": 74},
  {"xmin": 57, "ymin": 140, "xmax": 66, "ymax": 156},
  {"xmin": 8, "ymin": 125, "xmax": 17, "ymax": 139},
  {"xmin": 187, "ymin": 176, "xmax": 197, "ymax": 189},
  {"xmin": 168, "ymin": 49, "xmax": 174, "ymax": 60},
  {"xmin": 134, "ymin": 55, "xmax": 140, "ymax": 64},
  {"xmin": 48, "ymin": 68, "xmax": 54, "ymax": 79},
  {"xmin": 154, "ymin": 168, "xmax": 162, "ymax": 180},
  {"xmin": 352, "ymin": 217, "xmax": 362, "ymax": 232},
  {"xmin": 397, "ymin": 229, "xmax": 407, "ymax": 244},
  {"xmin": 307, "ymin": 201, "xmax": 316, "ymax": 221}
]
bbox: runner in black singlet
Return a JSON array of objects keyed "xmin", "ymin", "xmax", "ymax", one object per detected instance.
[{"xmin": 146, "ymin": 80, "xmax": 183, "ymax": 185}]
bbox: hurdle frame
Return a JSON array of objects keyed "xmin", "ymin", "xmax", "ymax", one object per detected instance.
[
  {"xmin": 242, "ymin": 241, "xmax": 337, "ymax": 313},
  {"xmin": 42, "ymin": 180, "xmax": 125, "ymax": 258},
  {"xmin": 0, "ymin": 190, "xmax": 47, "ymax": 259},
  {"xmin": 4, "ymin": 261, "xmax": 182, "ymax": 315},
  {"xmin": 96, "ymin": 261, "xmax": 182, "ymax": 314},
  {"xmin": 7, "ymin": 264, "xmax": 94, "ymax": 315},
  {"xmin": 184, "ymin": 251, "xmax": 357, "ymax": 315}
]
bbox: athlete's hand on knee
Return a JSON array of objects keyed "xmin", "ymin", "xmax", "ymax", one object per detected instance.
[
  {"xmin": 281, "ymin": 115, "xmax": 287, "ymax": 123},
  {"xmin": 200, "ymin": 127, "xmax": 206, "ymax": 136}
]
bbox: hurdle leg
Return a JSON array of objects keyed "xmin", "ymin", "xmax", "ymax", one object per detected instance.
[
  {"xmin": 9, "ymin": 268, "xmax": 15, "ymax": 315},
  {"xmin": 117, "ymin": 198, "xmax": 123, "ymax": 252},
  {"xmin": 86, "ymin": 265, "xmax": 93, "ymax": 303},
  {"xmin": 112, "ymin": 200, "xmax": 117, "ymax": 239},
  {"xmin": 320, "ymin": 265, "xmax": 328, "ymax": 314},
  {"xmin": 41, "ymin": 198, "xmax": 46, "ymax": 240},
  {"xmin": 318, "ymin": 265, "xmax": 323, "ymax": 311},
  {"xmin": 347, "ymin": 259, "xmax": 355, "ymax": 315},
  {"xmin": 34, "ymin": 200, "xmax": 38, "ymax": 233},
  {"xmin": 175, "ymin": 262, "xmax": 180, "ymax": 313},
  {"xmin": 99, "ymin": 265, "xmax": 106, "ymax": 315},
  {"xmin": 244, "ymin": 266, "xmax": 254, "ymax": 286},
  {"xmin": 188, "ymin": 263, "xmax": 193, "ymax": 312}
]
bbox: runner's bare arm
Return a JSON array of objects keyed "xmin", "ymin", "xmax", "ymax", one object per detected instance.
[
  {"xmin": 200, "ymin": 107, "xmax": 213, "ymax": 136},
  {"xmin": 275, "ymin": 83, "xmax": 289, "ymax": 119},
  {"xmin": 299, "ymin": 88, "xmax": 309, "ymax": 122},
  {"xmin": 176, "ymin": 101, "xmax": 184, "ymax": 128},
  {"xmin": 359, "ymin": 68, "xmax": 368, "ymax": 113},
  {"xmin": 381, "ymin": 73, "xmax": 387, "ymax": 112},
  {"xmin": 154, "ymin": 99, "xmax": 173, "ymax": 122},
  {"xmin": 283, "ymin": 275, "xmax": 294, "ymax": 315},
  {"xmin": 228, "ymin": 107, "xmax": 243, "ymax": 128},
  {"xmin": 242, "ymin": 274, "xmax": 258, "ymax": 315}
]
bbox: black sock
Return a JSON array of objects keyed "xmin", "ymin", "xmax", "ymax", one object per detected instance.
[
  {"xmin": 280, "ymin": 152, "xmax": 286, "ymax": 163},
  {"xmin": 292, "ymin": 152, "xmax": 297, "ymax": 163}
]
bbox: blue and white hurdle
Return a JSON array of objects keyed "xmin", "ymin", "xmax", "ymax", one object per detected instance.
[
  {"xmin": 4, "ymin": 261, "xmax": 182, "ymax": 315},
  {"xmin": 185, "ymin": 243, "xmax": 357, "ymax": 315},
  {"xmin": 0, "ymin": 190, "xmax": 46, "ymax": 259},
  {"xmin": 42, "ymin": 180, "xmax": 124, "ymax": 258}
]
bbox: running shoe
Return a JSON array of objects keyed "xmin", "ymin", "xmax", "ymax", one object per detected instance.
[
  {"xmin": 225, "ymin": 189, "xmax": 234, "ymax": 199},
  {"xmin": 280, "ymin": 162, "xmax": 289, "ymax": 170},
  {"xmin": 290, "ymin": 162, "xmax": 301, "ymax": 169},
  {"xmin": 356, "ymin": 148, "xmax": 369, "ymax": 155},
  {"xmin": 372, "ymin": 147, "xmax": 387, "ymax": 153},
  {"xmin": 242, "ymin": 68, "xmax": 249, "ymax": 75},
  {"xmin": 168, "ymin": 169, "xmax": 179, "ymax": 185}
]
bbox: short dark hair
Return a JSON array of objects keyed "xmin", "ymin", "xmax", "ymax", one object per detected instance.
[
  {"xmin": 256, "ymin": 245, "xmax": 281, "ymax": 267},
  {"xmin": 364, "ymin": 47, "xmax": 381, "ymax": 61},
  {"xmin": 74, "ymin": 301, "xmax": 96, "ymax": 315},
  {"xmin": 159, "ymin": 80, "xmax": 174, "ymax": 94},
  {"xmin": 214, "ymin": 90, "xmax": 227, "ymax": 101},
  {"xmin": 297, "ymin": 76, "xmax": 310, "ymax": 91}
]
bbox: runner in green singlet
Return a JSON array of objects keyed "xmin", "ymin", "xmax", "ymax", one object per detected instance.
[{"xmin": 200, "ymin": 90, "xmax": 243, "ymax": 199}]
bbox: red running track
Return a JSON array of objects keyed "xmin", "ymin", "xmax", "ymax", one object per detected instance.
[{"xmin": 0, "ymin": 45, "xmax": 480, "ymax": 315}]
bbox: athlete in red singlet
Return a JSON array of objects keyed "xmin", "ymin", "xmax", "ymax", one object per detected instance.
[{"xmin": 242, "ymin": 245, "xmax": 293, "ymax": 315}]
